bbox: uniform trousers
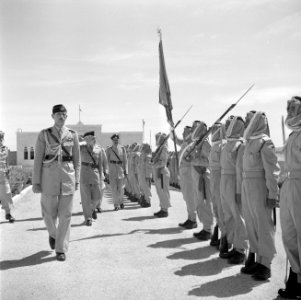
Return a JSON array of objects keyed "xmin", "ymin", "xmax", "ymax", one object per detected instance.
[
  {"xmin": 0, "ymin": 179, "xmax": 13, "ymax": 214},
  {"xmin": 80, "ymin": 183, "xmax": 101, "ymax": 220},
  {"xmin": 139, "ymin": 177, "xmax": 152, "ymax": 202},
  {"xmin": 41, "ymin": 194, "xmax": 73, "ymax": 253},
  {"xmin": 220, "ymin": 174, "xmax": 248, "ymax": 252},
  {"xmin": 96, "ymin": 185, "xmax": 105, "ymax": 209},
  {"xmin": 191, "ymin": 167, "xmax": 213, "ymax": 232},
  {"xmin": 179, "ymin": 166, "xmax": 195, "ymax": 221},
  {"xmin": 242, "ymin": 177, "xmax": 276, "ymax": 267},
  {"xmin": 109, "ymin": 177, "xmax": 125, "ymax": 206},
  {"xmin": 153, "ymin": 167, "xmax": 171, "ymax": 210},
  {"xmin": 210, "ymin": 170, "xmax": 226, "ymax": 235},
  {"xmin": 280, "ymin": 178, "xmax": 301, "ymax": 283}
]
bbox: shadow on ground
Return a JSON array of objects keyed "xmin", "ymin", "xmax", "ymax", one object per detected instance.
[
  {"xmin": 148, "ymin": 237, "xmax": 201, "ymax": 249},
  {"xmin": 0, "ymin": 251, "xmax": 55, "ymax": 270},
  {"xmin": 167, "ymin": 245, "xmax": 217, "ymax": 261},
  {"xmin": 188, "ymin": 272, "xmax": 266, "ymax": 298}
]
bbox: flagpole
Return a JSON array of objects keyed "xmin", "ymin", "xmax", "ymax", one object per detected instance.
[{"xmin": 79, "ymin": 105, "xmax": 81, "ymax": 123}]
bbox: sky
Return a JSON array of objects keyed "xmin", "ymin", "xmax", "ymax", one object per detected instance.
[{"xmin": 0, "ymin": 0, "xmax": 300, "ymax": 151}]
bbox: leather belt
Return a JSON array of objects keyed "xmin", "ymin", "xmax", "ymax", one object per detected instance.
[
  {"xmin": 81, "ymin": 162, "xmax": 98, "ymax": 169},
  {"xmin": 44, "ymin": 155, "xmax": 73, "ymax": 162},
  {"xmin": 110, "ymin": 160, "xmax": 122, "ymax": 164}
]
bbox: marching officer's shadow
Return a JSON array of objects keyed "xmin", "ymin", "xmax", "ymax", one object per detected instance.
[{"xmin": 0, "ymin": 250, "xmax": 55, "ymax": 270}]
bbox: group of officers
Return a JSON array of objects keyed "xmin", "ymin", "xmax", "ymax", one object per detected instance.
[{"xmin": 1, "ymin": 97, "xmax": 301, "ymax": 299}]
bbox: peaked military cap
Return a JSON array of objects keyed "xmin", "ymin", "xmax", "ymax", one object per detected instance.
[
  {"xmin": 111, "ymin": 133, "xmax": 119, "ymax": 140},
  {"xmin": 52, "ymin": 104, "xmax": 67, "ymax": 114},
  {"xmin": 83, "ymin": 131, "xmax": 95, "ymax": 137}
]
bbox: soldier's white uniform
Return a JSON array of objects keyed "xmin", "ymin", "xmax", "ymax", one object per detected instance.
[
  {"xmin": 239, "ymin": 112, "xmax": 280, "ymax": 280},
  {"xmin": 153, "ymin": 133, "xmax": 171, "ymax": 217},
  {"xmin": 209, "ymin": 124, "xmax": 227, "ymax": 243},
  {"xmin": 173, "ymin": 127, "xmax": 197, "ymax": 228},
  {"xmin": 191, "ymin": 121, "xmax": 214, "ymax": 239},
  {"xmin": 33, "ymin": 116, "xmax": 80, "ymax": 258},
  {"xmin": 220, "ymin": 116, "xmax": 248, "ymax": 263},
  {"xmin": 0, "ymin": 134, "xmax": 15, "ymax": 223},
  {"xmin": 106, "ymin": 136, "xmax": 128, "ymax": 210},
  {"xmin": 80, "ymin": 135, "xmax": 107, "ymax": 224},
  {"xmin": 278, "ymin": 96, "xmax": 301, "ymax": 298}
]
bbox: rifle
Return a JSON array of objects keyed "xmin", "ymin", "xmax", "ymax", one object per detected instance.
[
  {"xmin": 152, "ymin": 105, "xmax": 192, "ymax": 163},
  {"xmin": 183, "ymin": 84, "xmax": 255, "ymax": 160}
]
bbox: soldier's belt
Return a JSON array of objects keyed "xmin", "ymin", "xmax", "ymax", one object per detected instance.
[
  {"xmin": 242, "ymin": 171, "xmax": 265, "ymax": 178},
  {"xmin": 110, "ymin": 160, "xmax": 122, "ymax": 164},
  {"xmin": 284, "ymin": 170, "xmax": 301, "ymax": 179},
  {"xmin": 44, "ymin": 155, "xmax": 73, "ymax": 162},
  {"xmin": 81, "ymin": 162, "xmax": 98, "ymax": 169}
]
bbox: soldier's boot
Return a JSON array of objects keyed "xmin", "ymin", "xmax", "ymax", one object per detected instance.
[
  {"xmin": 210, "ymin": 225, "xmax": 220, "ymax": 247},
  {"xmin": 219, "ymin": 235, "xmax": 229, "ymax": 258},
  {"xmin": 278, "ymin": 268, "xmax": 301, "ymax": 299},
  {"xmin": 241, "ymin": 252, "xmax": 259, "ymax": 274},
  {"xmin": 252, "ymin": 263, "xmax": 271, "ymax": 281}
]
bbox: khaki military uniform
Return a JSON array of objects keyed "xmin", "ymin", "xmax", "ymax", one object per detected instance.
[
  {"xmin": 138, "ymin": 152, "xmax": 153, "ymax": 203},
  {"xmin": 240, "ymin": 135, "xmax": 279, "ymax": 268},
  {"xmin": 33, "ymin": 126, "xmax": 80, "ymax": 253},
  {"xmin": 209, "ymin": 139, "xmax": 227, "ymax": 236},
  {"xmin": 80, "ymin": 144, "xmax": 107, "ymax": 220},
  {"xmin": 191, "ymin": 140, "xmax": 214, "ymax": 232},
  {"xmin": 106, "ymin": 145, "xmax": 128, "ymax": 207},
  {"xmin": 0, "ymin": 145, "xmax": 13, "ymax": 214},
  {"xmin": 280, "ymin": 130, "xmax": 301, "ymax": 282},
  {"xmin": 220, "ymin": 140, "xmax": 248, "ymax": 252},
  {"xmin": 153, "ymin": 145, "xmax": 171, "ymax": 210},
  {"xmin": 96, "ymin": 147, "xmax": 108, "ymax": 210}
]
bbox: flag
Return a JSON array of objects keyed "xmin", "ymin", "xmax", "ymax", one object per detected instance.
[{"xmin": 159, "ymin": 37, "xmax": 174, "ymax": 126}]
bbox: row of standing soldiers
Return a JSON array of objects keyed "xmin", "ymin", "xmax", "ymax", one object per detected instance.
[{"xmin": 150, "ymin": 97, "xmax": 301, "ymax": 299}]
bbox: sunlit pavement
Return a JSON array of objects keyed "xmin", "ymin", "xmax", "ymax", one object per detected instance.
[{"xmin": 1, "ymin": 184, "xmax": 287, "ymax": 300}]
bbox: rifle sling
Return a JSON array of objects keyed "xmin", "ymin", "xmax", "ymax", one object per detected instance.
[{"xmin": 47, "ymin": 129, "xmax": 71, "ymax": 157}]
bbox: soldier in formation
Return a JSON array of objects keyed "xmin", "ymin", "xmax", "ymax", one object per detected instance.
[{"xmin": 0, "ymin": 131, "xmax": 15, "ymax": 223}]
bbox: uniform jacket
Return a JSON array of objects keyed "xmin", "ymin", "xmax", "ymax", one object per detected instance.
[
  {"xmin": 191, "ymin": 139, "xmax": 211, "ymax": 168},
  {"xmin": 80, "ymin": 144, "xmax": 108, "ymax": 185},
  {"xmin": 0, "ymin": 145, "xmax": 9, "ymax": 184},
  {"xmin": 106, "ymin": 144, "xmax": 128, "ymax": 179},
  {"xmin": 33, "ymin": 126, "xmax": 80, "ymax": 196},
  {"xmin": 242, "ymin": 136, "xmax": 280, "ymax": 199}
]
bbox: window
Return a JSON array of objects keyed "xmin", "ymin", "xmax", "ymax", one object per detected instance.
[
  {"xmin": 24, "ymin": 147, "xmax": 28, "ymax": 160},
  {"xmin": 30, "ymin": 147, "xmax": 34, "ymax": 159}
]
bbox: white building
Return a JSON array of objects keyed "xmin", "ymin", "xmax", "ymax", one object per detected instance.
[{"xmin": 16, "ymin": 122, "xmax": 143, "ymax": 170}]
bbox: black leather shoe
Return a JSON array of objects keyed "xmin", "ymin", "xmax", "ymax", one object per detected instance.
[
  {"xmin": 156, "ymin": 210, "xmax": 168, "ymax": 218},
  {"xmin": 5, "ymin": 213, "xmax": 15, "ymax": 223},
  {"xmin": 228, "ymin": 250, "xmax": 245, "ymax": 264},
  {"xmin": 252, "ymin": 263, "xmax": 271, "ymax": 281},
  {"xmin": 120, "ymin": 203, "xmax": 124, "ymax": 209},
  {"xmin": 220, "ymin": 248, "xmax": 236, "ymax": 259},
  {"xmin": 92, "ymin": 210, "xmax": 97, "ymax": 220},
  {"xmin": 278, "ymin": 268, "xmax": 301, "ymax": 298},
  {"xmin": 193, "ymin": 229, "xmax": 211, "ymax": 241},
  {"xmin": 49, "ymin": 236, "xmax": 56, "ymax": 250},
  {"xmin": 210, "ymin": 225, "xmax": 219, "ymax": 246},
  {"xmin": 154, "ymin": 210, "xmax": 162, "ymax": 216},
  {"xmin": 56, "ymin": 252, "xmax": 66, "ymax": 261},
  {"xmin": 180, "ymin": 219, "xmax": 197, "ymax": 229},
  {"xmin": 96, "ymin": 207, "xmax": 102, "ymax": 213},
  {"xmin": 86, "ymin": 219, "xmax": 92, "ymax": 226},
  {"xmin": 114, "ymin": 206, "xmax": 119, "ymax": 211},
  {"xmin": 141, "ymin": 201, "xmax": 151, "ymax": 207}
]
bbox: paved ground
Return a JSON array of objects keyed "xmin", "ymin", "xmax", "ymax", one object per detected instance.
[{"xmin": 1, "ymin": 184, "xmax": 288, "ymax": 300}]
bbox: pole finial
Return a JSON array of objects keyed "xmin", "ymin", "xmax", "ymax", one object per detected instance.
[{"xmin": 157, "ymin": 28, "xmax": 162, "ymax": 40}]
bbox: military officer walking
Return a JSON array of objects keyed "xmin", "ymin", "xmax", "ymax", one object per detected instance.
[
  {"xmin": 32, "ymin": 104, "xmax": 80, "ymax": 261},
  {"xmin": 106, "ymin": 134, "xmax": 128, "ymax": 211},
  {"xmin": 0, "ymin": 131, "xmax": 15, "ymax": 223},
  {"xmin": 80, "ymin": 131, "xmax": 107, "ymax": 226}
]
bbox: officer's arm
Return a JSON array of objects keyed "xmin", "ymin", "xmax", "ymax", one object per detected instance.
[
  {"xmin": 123, "ymin": 147, "xmax": 128, "ymax": 175},
  {"xmin": 101, "ymin": 148, "xmax": 109, "ymax": 175}
]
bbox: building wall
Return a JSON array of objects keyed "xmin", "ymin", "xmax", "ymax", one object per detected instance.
[{"xmin": 15, "ymin": 124, "xmax": 143, "ymax": 169}]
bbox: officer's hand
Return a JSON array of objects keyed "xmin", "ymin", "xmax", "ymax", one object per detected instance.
[
  {"xmin": 235, "ymin": 193, "xmax": 242, "ymax": 205},
  {"xmin": 32, "ymin": 184, "xmax": 41, "ymax": 194},
  {"xmin": 75, "ymin": 183, "xmax": 79, "ymax": 191},
  {"xmin": 266, "ymin": 198, "xmax": 279, "ymax": 209}
]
